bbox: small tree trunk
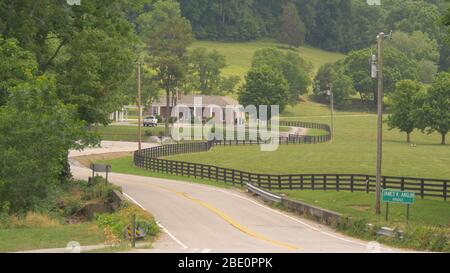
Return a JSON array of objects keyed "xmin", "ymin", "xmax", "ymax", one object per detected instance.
[
  {"xmin": 406, "ymin": 132, "xmax": 411, "ymax": 143},
  {"xmin": 442, "ymin": 133, "xmax": 446, "ymax": 145}
]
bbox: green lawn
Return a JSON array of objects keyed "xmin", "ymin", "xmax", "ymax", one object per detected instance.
[
  {"xmin": 93, "ymin": 125, "xmax": 165, "ymax": 142},
  {"xmin": 190, "ymin": 40, "xmax": 345, "ymax": 79},
  {"xmin": 96, "ymin": 124, "xmax": 291, "ymax": 142},
  {"xmin": 166, "ymin": 102, "xmax": 450, "ymax": 179},
  {"xmin": 0, "ymin": 223, "xmax": 105, "ymax": 252},
  {"xmin": 96, "ymin": 156, "xmax": 237, "ymax": 190},
  {"xmin": 274, "ymin": 190, "xmax": 450, "ymax": 227}
]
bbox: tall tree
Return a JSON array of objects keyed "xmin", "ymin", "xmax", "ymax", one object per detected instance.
[
  {"xmin": 386, "ymin": 80, "xmax": 425, "ymax": 143},
  {"xmin": 419, "ymin": 72, "xmax": 450, "ymax": 145},
  {"xmin": 0, "ymin": 36, "xmax": 38, "ymax": 106},
  {"xmin": 189, "ymin": 48, "xmax": 240, "ymax": 95},
  {"xmin": 313, "ymin": 61, "xmax": 356, "ymax": 108},
  {"xmin": 343, "ymin": 47, "xmax": 419, "ymax": 105},
  {"xmin": 138, "ymin": 0, "xmax": 193, "ymax": 135},
  {"xmin": 252, "ymin": 48, "xmax": 312, "ymax": 105},
  {"xmin": 277, "ymin": 2, "xmax": 306, "ymax": 47},
  {"xmin": 0, "ymin": 76, "xmax": 89, "ymax": 213},
  {"xmin": 239, "ymin": 65, "xmax": 290, "ymax": 114}
]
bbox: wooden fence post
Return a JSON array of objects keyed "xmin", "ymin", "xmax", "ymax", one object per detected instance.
[
  {"xmin": 444, "ymin": 181, "xmax": 448, "ymax": 202},
  {"xmin": 366, "ymin": 176, "xmax": 370, "ymax": 194},
  {"xmin": 350, "ymin": 175, "xmax": 354, "ymax": 192},
  {"xmin": 336, "ymin": 175, "xmax": 340, "ymax": 192},
  {"xmin": 420, "ymin": 179, "xmax": 425, "ymax": 199}
]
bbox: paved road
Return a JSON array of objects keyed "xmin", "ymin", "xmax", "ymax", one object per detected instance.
[{"xmin": 70, "ymin": 142, "xmax": 402, "ymax": 253}]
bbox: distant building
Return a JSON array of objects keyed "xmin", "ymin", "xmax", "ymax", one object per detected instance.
[{"xmin": 150, "ymin": 95, "xmax": 245, "ymax": 125}]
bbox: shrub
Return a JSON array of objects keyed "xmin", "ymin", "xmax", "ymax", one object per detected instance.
[
  {"xmin": 63, "ymin": 198, "xmax": 84, "ymax": 217},
  {"xmin": 95, "ymin": 202, "xmax": 159, "ymax": 240},
  {"xmin": 82, "ymin": 176, "xmax": 121, "ymax": 203}
]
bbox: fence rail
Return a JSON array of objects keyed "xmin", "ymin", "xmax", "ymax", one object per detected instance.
[{"xmin": 133, "ymin": 122, "xmax": 449, "ymax": 201}]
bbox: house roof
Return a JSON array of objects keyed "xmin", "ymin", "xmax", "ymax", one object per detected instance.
[{"xmin": 152, "ymin": 95, "xmax": 240, "ymax": 107}]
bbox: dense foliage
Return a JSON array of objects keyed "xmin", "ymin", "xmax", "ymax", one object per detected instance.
[{"xmin": 180, "ymin": 0, "xmax": 448, "ymax": 54}]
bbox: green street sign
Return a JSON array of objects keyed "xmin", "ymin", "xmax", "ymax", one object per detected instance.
[{"xmin": 382, "ymin": 189, "xmax": 416, "ymax": 205}]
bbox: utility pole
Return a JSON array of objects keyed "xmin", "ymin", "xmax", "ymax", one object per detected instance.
[
  {"xmin": 137, "ymin": 63, "xmax": 142, "ymax": 152},
  {"xmin": 375, "ymin": 32, "xmax": 385, "ymax": 215},
  {"xmin": 328, "ymin": 84, "xmax": 335, "ymax": 141}
]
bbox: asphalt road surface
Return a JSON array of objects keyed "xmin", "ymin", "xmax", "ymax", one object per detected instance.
[{"xmin": 70, "ymin": 141, "xmax": 403, "ymax": 253}]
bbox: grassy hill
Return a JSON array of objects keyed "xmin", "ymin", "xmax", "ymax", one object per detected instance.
[
  {"xmin": 189, "ymin": 40, "xmax": 345, "ymax": 79},
  {"xmin": 165, "ymin": 100, "xmax": 450, "ymax": 179}
]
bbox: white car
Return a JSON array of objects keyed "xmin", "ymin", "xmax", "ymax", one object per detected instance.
[{"xmin": 143, "ymin": 116, "xmax": 158, "ymax": 127}]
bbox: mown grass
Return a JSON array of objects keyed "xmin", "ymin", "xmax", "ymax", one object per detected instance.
[
  {"xmin": 0, "ymin": 223, "xmax": 105, "ymax": 252},
  {"xmin": 96, "ymin": 124, "xmax": 291, "ymax": 142},
  {"xmin": 96, "ymin": 156, "xmax": 237, "ymax": 190},
  {"xmin": 274, "ymin": 190, "xmax": 450, "ymax": 227},
  {"xmin": 166, "ymin": 102, "xmax": 450, "ymax": 179},
  {"xmin": 92, "ymin": 125, "xmax": 165, "ymax": 142},
  {"xmin": 190, "ymin": 40, "xmax": 345, "ymax": 79}
]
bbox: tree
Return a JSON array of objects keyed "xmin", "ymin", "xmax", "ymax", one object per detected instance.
[
  {"xmin": 57, "ymin": 28, "xmax": 136, "ymax": 125},
  {"xmin": 343, "ymin": 47, "xmax": 419, "ymax": 105},
  {"xmin": 0, "ymin": 0, "xmax": 141, "ymax": 126},
  {"xmin": 388, "ymin": 31, "xmax": 439, "ymax": 82},
  {"xmin": 252, "ymin": 48, "xmax": 312, "ymax": 105},
  {"xmin": 239, "ymin": 65, "xmax": 289, "ymax": 114},
  {"xmin": 138, "ymin": 0, "xmax": 193, "ymax": 135},
  {"xmin": 277, "ymin": 2, "xmax": 306, "ymax": 47},
  {"xmin": 386, "ymin": 80, "xmax": 425, "ymax": 143},
  {"xmin": 419, "ymin": 72, "xmax": 450, "ymax": 145},
  {"xmin": 0, "ymin": 36, "xmax": 38, "ymax": 106},
  {"xmin": 313, "ymin": 62, "xmax": 356, "ymax": 109},
  {"xmin": 0, "ymin": 76, "xmax": 90, "ymax": 213},
  {"xmin": 189, "ymin": 48, "xmax": 240, "ymax": 95}
]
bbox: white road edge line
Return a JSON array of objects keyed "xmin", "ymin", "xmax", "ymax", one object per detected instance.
[
  {"xmin": 122, "ymin": 192, "xmax": 189, "ymax": 250},
  {"xmin": 215, "ymin": 188, "xmax": 394, "ymax": 252},
  {"xmin": 144, "ymin": 178, "xmax": 393, "ymax": 252}
]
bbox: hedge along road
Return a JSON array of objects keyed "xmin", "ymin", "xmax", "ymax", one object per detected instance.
[{"xmin": 69, "ymin": 141, "xmax": 407, "ymax": 253}]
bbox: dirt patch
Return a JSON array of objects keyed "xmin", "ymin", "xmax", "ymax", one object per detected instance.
[{"xmin": 71, "ymin": 152, "xmax": 133, "ymax": 168}]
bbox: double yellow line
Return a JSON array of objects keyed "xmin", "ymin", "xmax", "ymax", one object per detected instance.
[{"xmin": 157, "ymin": 185, "xmax": 299, "ymax": 251}]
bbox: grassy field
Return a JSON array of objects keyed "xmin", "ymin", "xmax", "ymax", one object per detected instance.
[
  {"xmin": 93, "ymin": 125, "xmax": 166, "ymax": 142},
  {"xmin": 274, "ymin": 190, "xmax": 450, "ymax": 227},
  {"xmin": 96, "ymin": 156, "xmax": 237, "ymax": 189},
  {"xmin": 166, "ymin": 101, "xmax": 450, "ymax": 179},
  {"xmin": 95, "ymin": 124, "xmax": 291, "ymax": 142},
  {"xmin": 0, "ymin": 223, "xmax": 105, "ymax": 252},
  {"xmin": 190, "ymin": 40, "xmax": 345, "ymax": 79}
]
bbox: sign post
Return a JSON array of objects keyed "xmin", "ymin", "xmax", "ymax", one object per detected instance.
[
  {"xmin": 90, "ymin": 164, "xmax": 112, "ymax": 184},
  {"xmin": 382, "ymin": 189, "xmax": 415, "ymax": 222}
]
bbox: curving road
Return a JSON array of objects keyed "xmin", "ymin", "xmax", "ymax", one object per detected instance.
[{"xmin": 70, "ymin": 141, "xmax": 404, "ymax": 253}]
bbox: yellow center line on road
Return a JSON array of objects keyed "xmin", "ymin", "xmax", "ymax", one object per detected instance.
[{"xmin": 155, "ymin": 185, "xmax": 299, "ymax": 251}]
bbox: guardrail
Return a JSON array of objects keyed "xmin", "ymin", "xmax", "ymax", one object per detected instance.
[
  {"xmin": 247, "ymin": 183, "xmax": 282, "ymax": 202},
  {"xmin": 247, "ymin": 183, "xmax": 342, "ymax": 225},
  {"xmin": 133, "ymin": 121, "xmax": 449, "ymax": 201}
]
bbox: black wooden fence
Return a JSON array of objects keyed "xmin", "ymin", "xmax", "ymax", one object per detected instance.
[{"xmin": 133, "ymin": 122, "xmax": 449, "ymax": 201}]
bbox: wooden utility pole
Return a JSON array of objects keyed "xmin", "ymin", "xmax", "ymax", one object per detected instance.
[
  {"xmin": 328, "ymin": 84, "xmax": 335, "ymax": 141},
  {"xmin": 137, "ymin": 63, "xmax": 142, "ymax": 152},
  {"xmin": 375, "ymin": 32, "xmax": 385, "ymax": 215}
]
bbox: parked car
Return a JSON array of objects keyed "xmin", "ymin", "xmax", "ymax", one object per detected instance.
[{"xmin": 143, "ymin": 116, "xmax": 158, "ymax": 127}]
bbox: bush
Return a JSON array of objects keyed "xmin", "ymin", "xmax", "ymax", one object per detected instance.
[
  {"xmin": 0, "ymin": 202, "xmax": 11, "ymax": 229},
  {"xmin": 82, "ymin": 176, "xmax": 121, "ymax": 203},
  {"xmin": 144, "ymin": 130, "xmax": 153, "ymax": 137},
  {"xmin": 62, "ymin": 198, "xmax": 84, "ymax": 217},
  {"xmin": 95, "ymin": 202, "xmax": 159, "ymax": 240}
]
